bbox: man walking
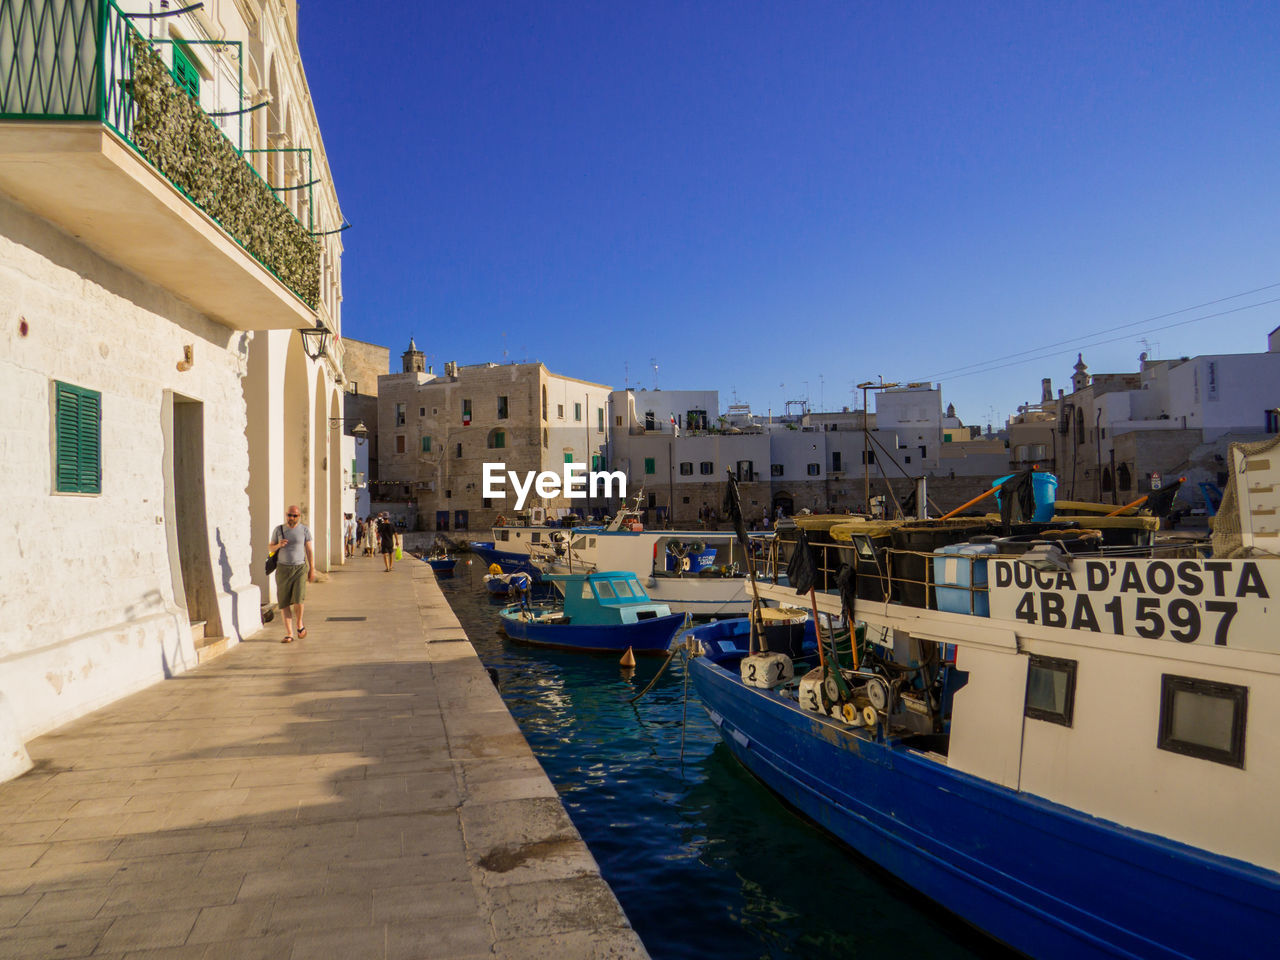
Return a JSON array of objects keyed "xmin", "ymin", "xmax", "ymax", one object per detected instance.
[
  {"xmin": 270, "ymin": 505, "xmax": 316, "ymax": 642},
  {"xmin": 377, "ymin": 512, "xmax": 397, "ymax": 572}
]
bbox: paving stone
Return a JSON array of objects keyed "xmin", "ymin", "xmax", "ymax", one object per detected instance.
[{"xmin": 0, "ymin": 560, "xmax": 648, "ymax": 959}]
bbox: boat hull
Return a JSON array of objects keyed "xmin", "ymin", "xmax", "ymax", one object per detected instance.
[
  {"xmin": 688, "ymin": 625, "xmax": 1280, "ymax": 960},
  {"xmin": 467, "ymin": 541, "xmax": 541, "ymax": 577},
  {"xmin": 500, "ymin": 609, "xmax": 685, "ymax": 654},
  {"xmin": 427, "ymin": 558, "xmax": 456, "ymax": 576}
]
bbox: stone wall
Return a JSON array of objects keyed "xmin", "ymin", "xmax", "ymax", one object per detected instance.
[{"xmin": 0, "ymin": 193, "xmax": 261, "ymax": 743}]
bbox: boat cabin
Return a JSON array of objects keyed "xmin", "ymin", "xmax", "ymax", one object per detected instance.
[{"xmin": 545, "ymin": 571, "xmax": 674, "ymax": 626}]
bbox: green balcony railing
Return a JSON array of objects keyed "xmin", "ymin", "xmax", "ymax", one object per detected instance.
[{"xmin": 0, "ymin": 0, "xmax": 320, "ymax": 309}]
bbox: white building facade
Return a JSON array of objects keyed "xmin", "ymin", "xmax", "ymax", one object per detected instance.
[{"xmin": 0, "ymin": 0, "xmax": 345, "ymax": 779}]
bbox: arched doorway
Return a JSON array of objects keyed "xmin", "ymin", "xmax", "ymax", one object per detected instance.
[
  {"xmin": 312, "ymin": 367, "xmax": 329, "ymax": 569},
  {"xmin": 329, "ymin": 389, "xmax": 342, "ymax": 566},
  {"xmin": 772, "ymin": 492, "xmax": 793, "ymax": 520}
]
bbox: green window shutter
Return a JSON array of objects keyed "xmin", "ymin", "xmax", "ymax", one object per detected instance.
[
  {"xmin": 591, "ymin": 454, "xmax": 601, "ymax": 470},
  {"xmin": 421, "ymin": 436, "xmax": 431, "ymax": 452},
  {"xmin": 172, "ymin": 45, "xmax": 199, "ymax": 100},
  {"xmin": 564, "ymin": 452, "xmax": 573, "ymax": 464},
  {"xmin": 55, "ymin": 381, "xmax": 101, "ymax": 494},
  {"xmin": 644, "ymin": 457, "xmax": 655, "ymax": 474}
]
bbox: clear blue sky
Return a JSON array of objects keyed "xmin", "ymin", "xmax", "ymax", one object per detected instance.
[{"xmin": 301, "ymin": 1, "xmax": 1280, "ymax": 429}]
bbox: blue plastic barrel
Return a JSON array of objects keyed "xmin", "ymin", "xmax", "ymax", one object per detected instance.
[{"xmin": 992, "ymin": 472, "xmax": 1058, "ymax": 522}]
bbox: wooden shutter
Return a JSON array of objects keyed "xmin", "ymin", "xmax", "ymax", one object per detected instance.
[
  {"xmin": 55, "ymin": 382, "xmax": 101, "ymax": 494},
  {"xmin": 172, "ymin": 46, "xmax": 199, "ymax": 100}
]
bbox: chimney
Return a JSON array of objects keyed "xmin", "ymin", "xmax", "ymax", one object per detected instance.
[{"xmin": 1041, "ymin": 378, "xmax": 1052, "ymax": 403}]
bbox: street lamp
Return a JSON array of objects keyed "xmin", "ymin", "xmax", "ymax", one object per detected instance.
[
  {"xmin": 299, "ymin": 321, "xmax": 330, "ymax": 361},
  {"xmin": 330, "ymin": 417, "xmax": 368, "ymax": 446}
]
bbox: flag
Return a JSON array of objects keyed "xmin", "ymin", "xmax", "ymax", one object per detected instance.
[
  {"xmin": 722, "ymin": 470, "xmax": 749, "ymax": 548},
  {"xmin": 786, "ymin": 526, "xmax": 819, "ymax": 595}
]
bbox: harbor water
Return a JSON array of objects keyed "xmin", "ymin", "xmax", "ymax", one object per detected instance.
[{"xmin": 437, "ymin": 557, "xmax": 1005, "ymax": 959}]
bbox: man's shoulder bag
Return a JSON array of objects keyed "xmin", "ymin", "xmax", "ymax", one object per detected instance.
[{"xmin": 266, "ymin": 526, "xmax": 282, "ymax": 575}]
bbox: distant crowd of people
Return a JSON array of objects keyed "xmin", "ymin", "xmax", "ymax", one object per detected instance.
[{"xmin": 344, "ymin": 513, "xmax": 402, "ymax": 572}]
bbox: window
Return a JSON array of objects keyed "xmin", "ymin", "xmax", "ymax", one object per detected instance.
[
  {"xmin": 558, "ymin": 404, "xmax": 564, "ymax": 419},
  {"xmin": 1101, "ymin": 467, "xmax": 1113, "ymax": 493},
  {"xmin": 421, "ymin": 436, "xmax": 431, "ymax": 453},
  {"xmin": 395, "ymin": 402, "xmax": 406, "ymax": 426},
  {"xmin": 542, "ymin": 385, "xmax": 548, "ymax": 420},
  {"xmin": 564, "ymin": 452, "xmax": 574, "ymax": 464},
  {"xmin": 1075, "ymin": 407, "xmax": 1085, "ymax": 445},
  {"xmin": 455, "ymin": 442, "xmax": 462, "ymax": 458},
  {"xmin": 771, "ymin": 464, "xmax": 784, "ymax": 477},
  {"xmin": 574, "ymin": 402, "xmax": 582, "ymax": 421},
  {"xmin": 1118, "ymin": 463, "xmax": 1132, "ymax": 490},
  {"xmin": 700, "ymin": 461, "xmax": 714, "ymax": 475},
  {"xmin": 418, "ymin": 407, "xmax": 425, "ymax": 417},
  {"xmin": 919, "ymin": 445, "xmax": 926, "ymax": 459},
  {"xmin": 645, "ymin": 411, "xmax": 655, "ymax": 430},
  {"xmin": 462, "ymin": 399, "xmax": 472, "ymax": 425},
  {"xmin": 1158, "ymin": 675, "xmax": 1247, "ymax": 768},
  {"xmin": 1024, "ymin": 655, "xmax": 1077, "ymax": 726},
  {"xmin": 736, "ymin": 460, "xmax": 753, "ymax": 481},
  {"xmin": 680, "ymin": 461, "xmax": 693, "ymax": 476},
  {"xmin": 395, "ymin": 435, "xmax": 406, "ymax": 454},
  {"xmin": 592, "ymin": 454, "xmax": 601, "ymax": 471},
  {"xmin": 644, "ymin": 457, "xmax": 656, "ymax": 475},
  {"xmin": 904, "ymin": 456, "xmax": 911, "ymax": 464},
  {"xmin": 542, "ymin": 428, "xmax": 549, "ymax": 448},
  {"xmin": 54, "ymin": 381, "xmax": 101, "ymax": 494},
  {"xmin": 687, "ymin": 409, "xmax": 707, "ymax": 430},
  {"xmin": 647, "ymin": 492, "xmax": 656, "ymax": 508},
  {"xmin": 487, "ymin": 429, "xmax": 505, "ymax": 449},
  {"xmin": 615, "ymin": 415, "xmax": 623, "ymax": 427},
  {"xmin": 171, "ymin": 44, "xmax": 199, "ymax": 99},
  {"xmin": 832, "ymin": 452, "xmax": 842, "ymax": 471},
  {"xmin": 497, "ymin": 396, "xmax": 509, "ymax": 419},
  {"xmin": 598, "ymin": 408, "xmax": 605, "ymax": 432},
  {"xmin": 807, "ymin": 463, "xmax": 820, "ymax": 476},
  {"xmin": 861, "ymin": 450, "xmax": 875, "ymax": 465}
]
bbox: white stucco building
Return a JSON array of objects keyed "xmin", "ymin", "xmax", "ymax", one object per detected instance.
[{"xmin": 0, "ymin": 0, "xmax": 345, "ymax": 779}]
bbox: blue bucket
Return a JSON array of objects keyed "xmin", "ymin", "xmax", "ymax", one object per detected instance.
[{"xmin": 992, "ymin": 472, "xmax": 1058, "ymax": 522}]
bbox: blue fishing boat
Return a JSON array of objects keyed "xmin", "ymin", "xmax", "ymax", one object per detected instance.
[
  {"xmin": 468, "ymin": 541, "xmax": 541, "ymax": 578},
  {"xmin": 687, "ymin": 447, "xmax": 1280, "ymax": 958},
  {"xmin": 499, "ymin": 570, "xmax": 686, "ymax": 654},
  {"xmin": 426, "ymin": 555, "xmax": 456, "ymax": 576},
  {"xmin": 485, "ymin": 568, "xmax": 531, "ymax": 597}
]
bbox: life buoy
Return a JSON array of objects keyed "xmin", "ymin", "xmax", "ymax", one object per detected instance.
[{"xmin": 495, "ymin": 515, "xmax": 506, "ymax": 527}]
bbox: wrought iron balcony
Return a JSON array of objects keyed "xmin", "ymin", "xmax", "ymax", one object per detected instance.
[{"xmin": 0, "ymin": 0, "xmax": 321, "ymax": 328}]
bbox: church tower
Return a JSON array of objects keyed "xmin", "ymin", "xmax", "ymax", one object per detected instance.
[
  {"xmin": 402, "ymin": 337, "xmax": 425, "ymax": 374},
  {"xmin": 1071, "ymin": 353, "xmax": 1090, "ymax": 393}
]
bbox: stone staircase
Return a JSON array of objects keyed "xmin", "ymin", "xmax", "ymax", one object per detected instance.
[{"xmin": 190, "ymin": 620, "xmax": 230, "ymax": 664}]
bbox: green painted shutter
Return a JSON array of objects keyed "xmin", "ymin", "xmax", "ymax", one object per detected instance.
[
  {"xmin": 421, "ymin": 436, "xmax": 431, "ymax": 452},
  {"xmin": 172, "ymin": 45, "xmax": 199, "ymax": 100},
  {"xmin": 564, "ymin": 452, "xmax": 573, "ymax": 464},
  {"xmin": 644, "ymin": 457, "xmax": 655, "ymax": 474},
  {"xmin": 55, "ymin": 381, "xmax": 101, "ymax": 494}
]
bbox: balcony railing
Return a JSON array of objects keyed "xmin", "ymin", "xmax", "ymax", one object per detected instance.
[{"xmin": 0, "ymin": 0, "xmax": 319, "ymax": 309}]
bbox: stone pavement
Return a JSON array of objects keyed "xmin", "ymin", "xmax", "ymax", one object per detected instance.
[{"xmin": 0, "ymin": 557, "xmax": 649, "ymax": 960}]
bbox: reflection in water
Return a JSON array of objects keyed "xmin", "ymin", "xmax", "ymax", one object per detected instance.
[{"xmin": 438, "ymin": 558, "xmax": 1000, "ymax": 960}]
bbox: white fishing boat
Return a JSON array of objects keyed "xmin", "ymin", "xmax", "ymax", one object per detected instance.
[{"xmin": 686, "ymin": 449, "xmax": 1280, "ymax": 958}]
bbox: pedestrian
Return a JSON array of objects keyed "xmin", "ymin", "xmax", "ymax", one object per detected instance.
[
  {"xmin": 378, "ymin": 512, "xmax": 397, "ymax": 572},
  {"xmin": 270, "ymin": 504, "xmax": 315, "ymax": 643},
  {"xmin": 364, "ymin": 517, "xmax": 375, "ymax": 556},
  {"xmin": 344, "ymin": 513, "xmax": 356, "ymax": 558}
]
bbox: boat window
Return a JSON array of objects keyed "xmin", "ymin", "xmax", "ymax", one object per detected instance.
[
  {"xmin": 595, "ymin": 581, "xmax": 616, "ymax": 599},
  {"xmin": 589, "ymin": 538, "xmax": 596, "ymax": 547},
  {"xmin": 498, "ymin": 530, "xmax": 509, "ymax": 542},
  {"xmin": 1158, "ymin": 675, "xmax": 1247, "ymax": 768},
  {"xmin": 1024, "ymin": 655, "xmax": 1077, "ymax": 726},
  {"xmin": 628, "ymin": 580, "xmax": 648, "ymax": 598},
  {"xmin": 531, "ymin": 533, "xmax": 540, "ymax": 543},
  {"xmin": 612, "ymin": 580, "xmax": 634, "ymax": 597},
  {"xmin": 582, "ymin": 582, "xmax": 592, "ymax": 599}
]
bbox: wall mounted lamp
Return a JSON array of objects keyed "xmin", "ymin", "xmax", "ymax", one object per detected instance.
[
  {"xmin": 330, "ymin": 417, "xmax": 368, "ymax": 446},
  {"xmin": 299, "ymin": 321, "xmax": 329, "ymax": 361}
]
